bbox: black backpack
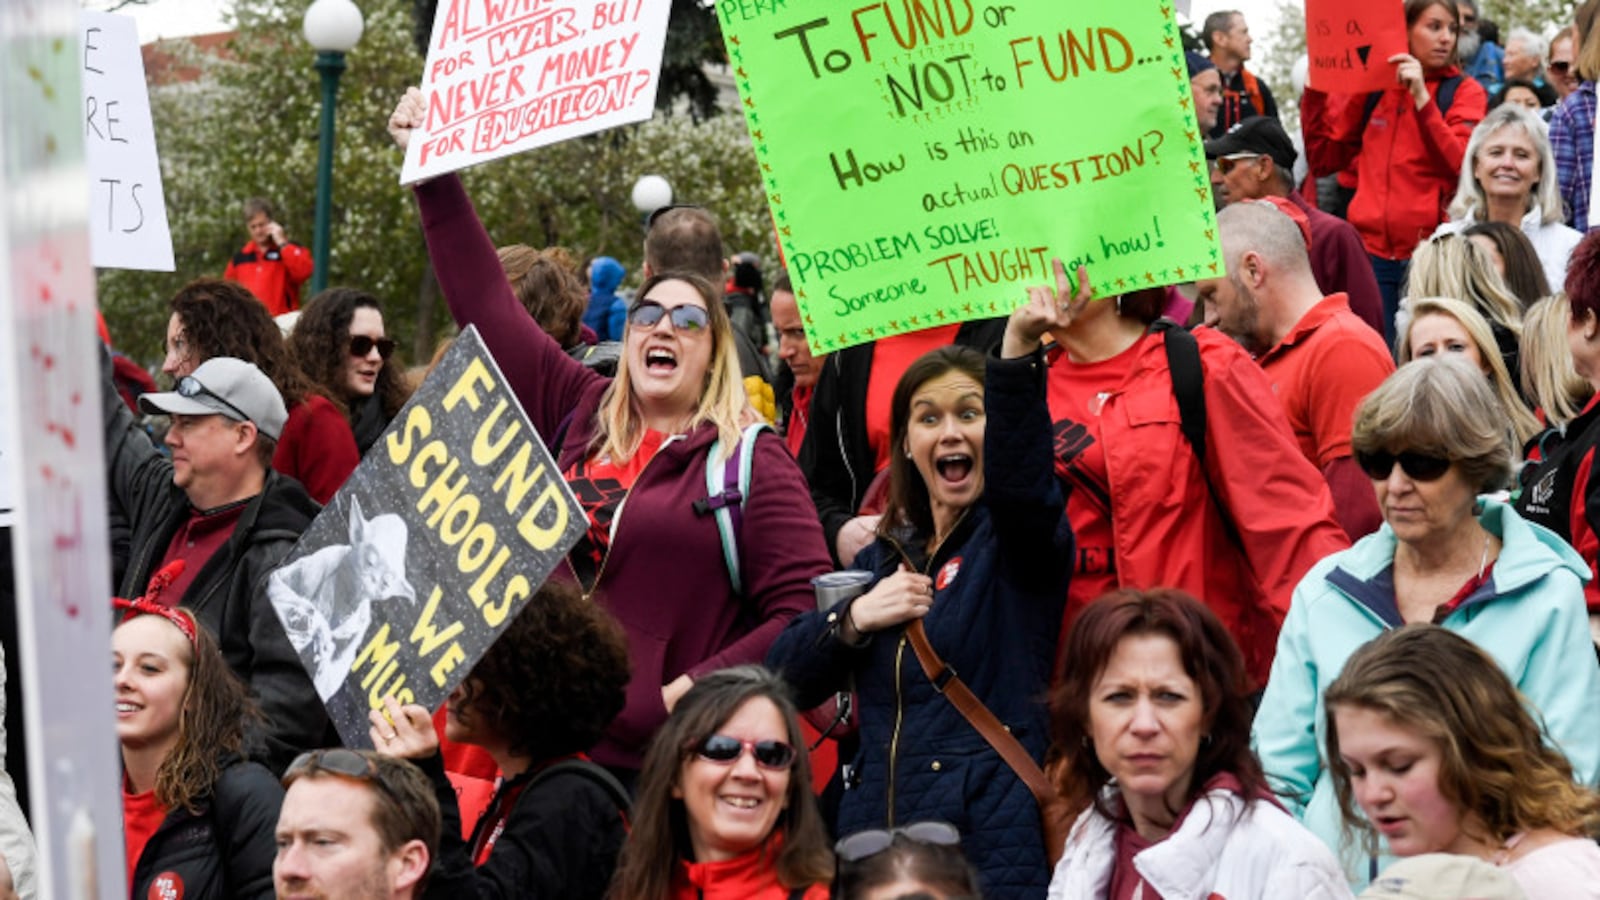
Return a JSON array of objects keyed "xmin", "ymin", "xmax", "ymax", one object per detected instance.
[{"xmin": 1360, "ymin": 74, "xmax": 1465, "ymax": 129}]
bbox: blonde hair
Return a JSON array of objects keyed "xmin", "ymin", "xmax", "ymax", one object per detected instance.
[
  {"xmin": 1398, "ymin": 297, "xmax": 1541, "ymax": 445},
  {"xmin": 1352, "ymin": 355, "xmax": 1514, "ymax": 492},
  {"xmin": 592, "ymin": 272, "xmax": 750, "ymax": 464},
  {"xmin": 1522, "ymin": 295, "xmax": 1593, "ymax": 427},
  {"xmin": 1406, "ymin": 233, "xmax": 1525, "ymax": 341},
  {"xmin": 1448, "ymin": 106, "xmax": 1564, "ymax": 227}
]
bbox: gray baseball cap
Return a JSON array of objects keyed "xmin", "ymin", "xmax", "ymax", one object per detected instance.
[{"xmin": 139, "ymin": 357, "xmax": 288, "ymax": 441}]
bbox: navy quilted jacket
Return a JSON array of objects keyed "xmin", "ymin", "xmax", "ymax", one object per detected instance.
[{"xmin": 768, "ymin": 350, "xmax": 1072, "ymax": 899}]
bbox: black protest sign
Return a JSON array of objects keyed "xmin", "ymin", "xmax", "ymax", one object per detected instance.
[{"xmin": 268, "ymin": 326, "xmax": 584, "ymax": 748}]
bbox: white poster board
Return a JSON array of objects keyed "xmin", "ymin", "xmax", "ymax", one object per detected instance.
[
  {"xmin": 401, "ymin": 0, "xmax": 672, "ymax": 184},
  {"xmin": 1, "ymin": 2, "xmax": 127, "ymax": 898},
  {"xmin": 80, "ymin": 11, "xmax": 175, "ymax": 271}
]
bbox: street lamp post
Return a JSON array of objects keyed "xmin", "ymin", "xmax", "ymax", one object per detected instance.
[{"xmin": 304, "ymin": 0, "xmax": 364, "ymax": 296}]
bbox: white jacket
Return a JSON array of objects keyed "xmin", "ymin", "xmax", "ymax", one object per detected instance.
[{"xmin": 1047, "ymin": 786, "xmax": 1354, "ymax": 900}]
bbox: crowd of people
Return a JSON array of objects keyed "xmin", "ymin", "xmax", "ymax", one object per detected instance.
[{"xmin": 13, "ymin": 1, "xmax": 1600, "ymax": 898}]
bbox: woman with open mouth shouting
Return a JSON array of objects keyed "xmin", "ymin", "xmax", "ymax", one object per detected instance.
[
  {"xmin": 768, "ymin": 276, "xmax": 1077, "ymax": 898},
  {"xmin": 388, "ymin": 89, "xmax": 831, "ymax": 787}
]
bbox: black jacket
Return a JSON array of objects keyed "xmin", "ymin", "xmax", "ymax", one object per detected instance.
[
  {"xmin": 130, "ymin": 760, "xmax": 282, "ymax": 900},
  {"xmin": 420, "ymin": 754, "xmax": 627, "ymax": 900},
  {"xmin": 103, "ymin": 353, "xmax": 330, "ymax": 772},
  {"xmin": 797, "ymin": 318, "xmax": 1005, "ymax": 564}
]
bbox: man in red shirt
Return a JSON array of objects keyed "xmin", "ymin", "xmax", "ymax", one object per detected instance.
[
  {"xmin": 1197, "ymin": 200, "xmax": 1395, "ymax": 540},
  {"xmin": 224, "ymin": 197, "xmax": 313, "ymax": 317}
]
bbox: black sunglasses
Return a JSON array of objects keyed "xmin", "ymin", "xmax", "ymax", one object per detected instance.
[
  {"xmin": 349, "ymin": 335, "xmax": 397, "ymax": 359},
  {"xmin": 177, "ymin": 375, "xmax": 251, "ymax": 423},
  {"xmin": 693, "ymin": 734, "xmax": 797, "ymax": 770},
  {"xmin": 835, "ymin": 821, "xmax": 963, "ymax": 862},
  {"xmin": 628, "ymin": 300, "xmax": 709, "ymax": 333},
  {"xmin": 1355, "ymin": 449, "xmax": 1452, "ymax": 482},
  {"xmin": 1550, "ymin": 60, "xmax": 1573, "ymax": 75},
  {"xmin": 284, "ymin": 748, "xmax": 402, "ymax": 804}
]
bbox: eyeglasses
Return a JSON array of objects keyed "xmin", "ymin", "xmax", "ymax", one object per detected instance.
[
  {"xmin": 349, "ymin": 335, "xmax": 397, "ymax": 359},
  {"xmin": 693, "ymin": 734, "xmax": 797, "ymax": 770},
  {"xmin": 177, "ymin": 375, "xmax": 252, "ymax": 423},
  {"xmin": 284, "ymin": 748, "xmax": 401, "ymax": 804},
  {"xmin": 628, "ymin": 300, "xmax": 709, "ymax": 333},
  {"xmin": 1215, "ymin": 153, "xmax": 1263, "ymax": 175},
  {"xmin": 1550, "ymin": 60, "xmax": 1573, "ymax": 75},
  {"xmin": 1354, "ymin": 449, "xmax": 1453, "ymax": 482},
  {"xmin": 835, "ymin": 821, "xmax": 963, "ymax": 862}
]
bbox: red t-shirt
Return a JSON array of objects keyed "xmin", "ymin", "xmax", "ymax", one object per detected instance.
[
  {"xmin": 123, "ymin": 784, "xmax": 167, "ymax": 888},
  {"xmin": 156, "ymin": 499, "xmax": 248, "ymax": 602},
  {"xmin": 865, "ymin": 325, "xmax": 962, "ymax": 472},
  {"xmin": 564, "ymin": 430, "xmax": 671, "ymax": 585},
  {"xmin": 1046, "ymin": 341, "xmax": 1142, "ymax": 626}
]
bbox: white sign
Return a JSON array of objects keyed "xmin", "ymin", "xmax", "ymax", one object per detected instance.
[
  {"xmin": 3, "ymin": 2, "xmax": 127, "ymax": 898},
  {"xmin": 80, "ymin": 11, "xmax": 175, "ymax": 271},
  {"xmin": 401, "ymin": 0, "xmax": 672, "ymax": 184}
]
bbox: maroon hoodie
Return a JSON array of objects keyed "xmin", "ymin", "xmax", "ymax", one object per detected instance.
[{"xmin": 416, "ymin": 175, "xmax": 831, "ymax": 769}]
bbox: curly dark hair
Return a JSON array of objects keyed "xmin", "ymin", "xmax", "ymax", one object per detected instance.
[
  {"xmin": 1049, "ymin": 588, "xmax": 1266, "ymax": 823},
  {"xmin": 169, "ymin": 278, "xmax": 317, "ymax": 407},
  {"xmin": 287, "ymin": 287, "xmax": 411, "ymax": 419},
  {"xmin": 497, "ymin": 244, "xmax": 588, "ymax": 349},
  {"xmin": 453, "ymin": 580, "xmax": 630, "ymax": 761}
]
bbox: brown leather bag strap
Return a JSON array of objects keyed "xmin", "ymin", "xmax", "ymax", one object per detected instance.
[{"xmin": 904, "ymin": 620, "xmax": 1056, "ymax": 805}]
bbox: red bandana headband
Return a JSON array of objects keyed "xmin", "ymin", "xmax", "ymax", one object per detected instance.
[{"xmin": 112, "ymin": 560, "xmax": 195, "ymax": 645}]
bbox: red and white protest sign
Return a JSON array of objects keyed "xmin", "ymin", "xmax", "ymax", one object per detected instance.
[
  {"xmin": 400, "ymin": 0, "xmax": 671, "ymax": 184},
  {"xmin": 1306, "ymin": 0, "xmax": 1408, "ymax": 93}
]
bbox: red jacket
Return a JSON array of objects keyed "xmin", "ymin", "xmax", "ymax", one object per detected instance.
[
  {"xmin": 273, "ymin": 395, "xmax": 359, "ymax": 504},
  {"xmin": 1088, "ymin": 329, "xmax": 1349, "ymax": 685},
  {"xmin": 224, "ymin": 240, "xmax": 313, "ymax": 316},
  {"xmin": 671, "ymin": 836, "xmax": 829, "ymax": 900},
  {"xmin": 1302, "ymin": 69, "xmax": 1486, "ymax": 260}
]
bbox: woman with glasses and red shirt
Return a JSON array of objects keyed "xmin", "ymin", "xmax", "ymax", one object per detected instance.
[
  {"xmin": 608, "ymin": 666, "xmax": 834, "ymax": 900},
  {"xmin": 1252, "ymin": 356, "xmax": 1600, "ymax": 887},
  {"xmin": 286, "ymin": 287, "xmax": 413, "ymax": 456},
  {"xmin": 386, "ymin": 90, "xmax": 831, "ymax": 786}
]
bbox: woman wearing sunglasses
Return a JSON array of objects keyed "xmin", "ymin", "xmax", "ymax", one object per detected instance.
[
  {"xmin": 287, "ymin": 287, "xmax": 412, "ymax": 456},
  {"xmin": 387, "ymin": 91, "xmax": 831, "ymax": 785},
  {"xmin": 1325, "ymin": 625, "xmax": 1600, "ymax": 897},
  {"xmin": 608, "ymin": 666, "xmax": 833, "ymax": 900},
  {"xmin": 159, "ymin": 279, "xmax": 359, "ymax": 503},
  {"xmin": 116, "ymin": 600, "xmax": 283, "ymax": 900},
  {"xmin": 1253, "ymin": 356, "xmax": 1600, "ymax": 886},
  {"xmin": 834, "ymin": 822, "xmax": 982, "ymax": 900},
  {"xmin": 768, "ymin": 283, "xmax": 1076, "ymax": 898},
  {"xmin": 1048, "ymin": 589, "xmax": 1350, "ymax": 899}
]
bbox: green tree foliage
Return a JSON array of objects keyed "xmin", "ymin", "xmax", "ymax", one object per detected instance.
[
  {"xmin": 97, "ymin": 0, "xmax": 769, "ymax": 369},
  {"xmin": 1258, "ymin": 0, "xmax": 1307, "ymax": 128}
]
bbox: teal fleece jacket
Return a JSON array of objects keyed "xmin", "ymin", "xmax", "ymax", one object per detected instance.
[{"xmin": 1252, "ymin": 499, "xmax": 1600, "ymax": 886}]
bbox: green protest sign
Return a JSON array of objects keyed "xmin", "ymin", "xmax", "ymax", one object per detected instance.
[{"xmin": 718, "ymin": 0, "xmax": 1221, "ymax": 352}]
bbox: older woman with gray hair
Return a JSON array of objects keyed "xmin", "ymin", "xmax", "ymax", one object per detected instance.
[
  {"xmin": 1435, "ymin": 104, "xmax": 1581, "ymax": 290},
  {"xmin": 1252, "ymin": 356, "xmax": 1600, "ymax": 887}
]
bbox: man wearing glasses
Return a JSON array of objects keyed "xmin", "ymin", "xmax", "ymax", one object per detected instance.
[
  {"xmin": 275, "ymin": 749, "xmax": 438, "ymax": 900},
  {"xmin": 103, "ymin": 352, "xmax": 326, "ymax": 772}
]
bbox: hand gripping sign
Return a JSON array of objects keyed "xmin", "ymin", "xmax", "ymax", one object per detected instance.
[{"xmin": 268, "ymin": 326, "xmax": 585, "ymax": 747}]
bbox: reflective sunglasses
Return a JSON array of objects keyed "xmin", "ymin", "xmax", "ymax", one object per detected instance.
[
  {"xmin": 628, "ymin": 300, "xmax": 709, "ymax": 333},
  {"xmin": 283, "ymin": 748, "xmax": 401, "ymax": 804},
  {"xmin": 693, "ymin": 734, "xmax": 797, "ymax": 770},
  {"xmin": 177, "ymin": 375, "xmax": 251, "ymax": 423},
  {"xmin": 349, "ymin": 335, "xmax": 397, "ymax": 359},
  {"xmin": 835, "ymin": 821, "xmax": 963, "ymax": 862},
  {"xmin": 1354, "ymin": 448, "xmax": 1452, "ymax": 482},
  {"xmin": 1215, "ymin": 153, "xmax": 1263, "ymax": 175}
]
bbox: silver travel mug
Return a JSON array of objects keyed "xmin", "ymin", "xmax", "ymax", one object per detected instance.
[{"xmin": 811, "ymin": 570, "xmax": 875, "ymax": 612}]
